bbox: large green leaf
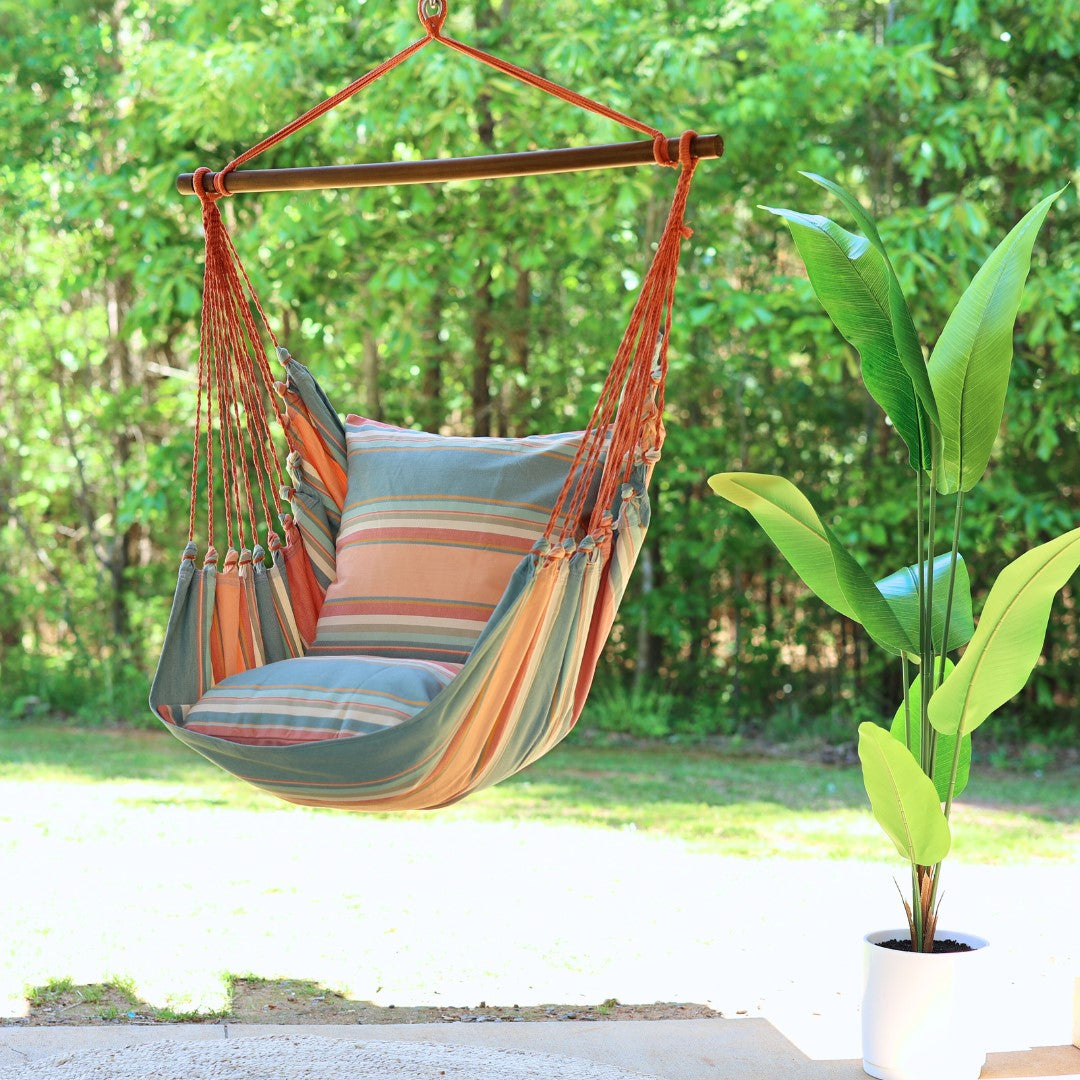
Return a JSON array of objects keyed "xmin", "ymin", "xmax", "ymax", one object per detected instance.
[
  {"xmin": 801, "ymin": 173, "xmax": 940, "ymax": 435},
  {"xmin": 708, "ymin": 472, "xmax": 915, "ymax": 654},
  {"xmin": 890, "ymin": 660, "xmax": 971, "ymax": 801},
  {"xmin": 929, "ymin": 526, "xmax": 1080, "ymax": 736},
  {"xmin": 760, "ymin": 205, "xmax": 932, "ymax": 469},
  {"xmin": 928, "ymin": 187, "xmax": 1065, "ymax": 494},
  {"xmin": 858, "ymin": 722, "xmax": 951, "ymax": 866},
  {"xmin": 875, "ymin": 553, "xmax": 974, "ymax": 655}
]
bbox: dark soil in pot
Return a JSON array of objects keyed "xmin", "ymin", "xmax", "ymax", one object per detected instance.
[{"xmin": 876, "ymin": 938, "xmax": 975, "ymax": 953}]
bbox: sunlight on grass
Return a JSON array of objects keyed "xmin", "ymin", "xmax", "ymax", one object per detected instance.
[{"xmin": 2, "ymin": 725, "xmax": 1077, "ymax": 862}]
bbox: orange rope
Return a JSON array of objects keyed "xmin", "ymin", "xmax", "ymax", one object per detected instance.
[
  {"xmin": 209, "ymin": 0, "xmax": 665, "ymax": 196},
  {"xmin": 547, "ymin": 132, "xmax": 698, "ymax": 545},
  {"xmin": 188, "ymin": 165, "xmax": 299, "ymax": 546},
  {"xmin": 186, "ymin": 1, "xmax": 702, "ymax": 554},
  {"xmin": 188, "ymin": 232, "xmax": 212, "ymax": 544}
]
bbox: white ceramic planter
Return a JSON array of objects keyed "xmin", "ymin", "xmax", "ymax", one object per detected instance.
[{"xmin": 862, "ymin": 928, "xmax": 991, "ymax": 1080}]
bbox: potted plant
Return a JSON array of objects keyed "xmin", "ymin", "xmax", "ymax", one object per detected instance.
[{"xmin": 709, "ymin": 174, "xmax": 1078, "ymax": 1080}]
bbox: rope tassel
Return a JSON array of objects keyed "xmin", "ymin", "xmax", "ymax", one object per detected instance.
[{"xmin": 188, "ymin": 168, "xmax": 292, "ymax": 555}]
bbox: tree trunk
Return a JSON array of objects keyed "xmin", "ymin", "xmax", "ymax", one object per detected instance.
[
  {"xmin": 498, "ymin": 263, "xmax": 531, "ymax": 436},
  {"xmin": 471, "ymin": 268, "xmax": 495, "ymax": 437},
  {"xmin": 418, "ymin": 290, "xmax": 444, "ymax": 432}
]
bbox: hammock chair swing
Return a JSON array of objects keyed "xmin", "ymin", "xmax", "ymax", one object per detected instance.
[{"xmin": 151, "ymin": 0, "xmax": 722, "ymax": 811}]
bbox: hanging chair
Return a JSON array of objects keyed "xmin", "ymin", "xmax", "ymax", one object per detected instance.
[{"xmin": 150, "ymin": 0, "xmax": 721, "ymax": 811}]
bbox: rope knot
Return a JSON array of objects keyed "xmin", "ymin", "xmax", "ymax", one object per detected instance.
[
  {"xmin": 191, "ymin": 166, "xmax": 222, "ymax": 204},
  {"xmin": 417, "ymin": 0, "xmax": 447, "ymax": 36},
  {"xmin": 652, "ymin": 134, "xmax": 675, "ymax": 168},
  {"xmin": 678, "ymin": 129, "xmax": 698, "ymax": 167},
  {"xmin": 653, "ymin": 130, "xmax": 700, "ymax": 170}
]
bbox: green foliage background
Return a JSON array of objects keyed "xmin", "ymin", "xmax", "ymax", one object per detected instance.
[{"xmin": 1, "ymin": 0, "xmax": 1077, "ymax": 738}]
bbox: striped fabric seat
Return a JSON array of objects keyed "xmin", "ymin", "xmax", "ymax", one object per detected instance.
[
  {"xmin": 184, "ymin": 655, "xmax": 462, "ymax": 746},
  {"xmin": 311, "ymin": 416, "xmax": 600, "ymax": 663}
]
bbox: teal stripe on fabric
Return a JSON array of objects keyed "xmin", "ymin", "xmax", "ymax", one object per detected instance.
[
  {"xmin": 150, "ymin": 544, "xmax": 216, "ymax": 718},
  {"xmin": 251, "ymin": 548, "xmax": 293, "ymax": 666},
  {"xmin": 607, "ymin": 487, "xmax": 651, "ymax": 601},
  {"xmin": 287, "ymin": 475, "xmax": 338, "ymax": 593},
  {"xmin": 309, "ymin": 642, "xmax": 476, "ymax": 663},
  {"xmin": 340, "ymin": 496, "xmax": 555, "ymax": 523}
]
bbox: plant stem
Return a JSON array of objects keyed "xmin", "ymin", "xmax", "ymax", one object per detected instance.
[
  {"xmin": 939, "ymin": 493, "xmax": 967, "ymax": 823},
  {"xmin": 922, "ymin": 464, "xmax": 939, "ymax": 774},
  {"xmin": 916, "ymin": 470, "xmax": 927, "ymax": 769},
  {"xmin": 924, "ymin": 864, "xmax": 941, "ymax": 950},
  {"xmin": 901, "ymin": 653, "xmax": 913, "ymax": 752},
  {"xmin": 936, "ymin": 492, "xmax": 965, "ymax": 688},
  {"xmin": 910, "ymin": 862, "xmax": 924, "ymax": 951},
  {"xmin": 926, "ymin": 863, "xmax": 942, "ymax": 945}
]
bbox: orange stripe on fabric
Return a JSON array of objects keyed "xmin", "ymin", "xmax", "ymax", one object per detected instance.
[
  {"xmin": 213, "ymin": 561, "xmax": 244, "ymax": 680},
  {"xmin": 289, "ymin": 409, "xmax": 347, "ymax": 510},
  {"xmin": 282, "ymin": 520, "xmax": 326, "ymax": 647},
  {"xmin": 467, "ymin": 557, "xmax": 566, "ymax": 789}
]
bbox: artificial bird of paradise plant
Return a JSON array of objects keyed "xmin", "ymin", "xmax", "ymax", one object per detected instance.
[{"xmin": 710, "ymin": 175, "xmax": 1077, "ymax": 952}]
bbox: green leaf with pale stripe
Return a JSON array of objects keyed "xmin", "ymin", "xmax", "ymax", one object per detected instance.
[
  {"xmin": 708, "ymin": 472, "xmax": 915, "ymax": 654},
  {"xmin": 875, "ymin": 553, "xmax": 974, "ymax": 655},
  {"xmin": 929, "ymin": 526, "xmax": 1080, "ymax": 736},
  {"xmin": 928, "ymin": 187, "xmax": 1064, "ymax": 494},
  {"xmin": 890, "ymin": 660, "xmax": 971, "ymax": 801},
  {"xmin": 858, "ymin": 721, "xmax": 951, "ymax": 865},
  {"xmin": 800, "ymin": 173, "xmax": 939, "ymax": 435},
  {"xmin": 760, "ymin": 205, "xmax": 932, "ymax": 470}
]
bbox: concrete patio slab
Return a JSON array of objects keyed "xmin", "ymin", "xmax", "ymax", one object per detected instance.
[
  {"xmin": 0, "ymin": 1022, "xmax": 223, "ymax": 1070},
  {"xmin": 2, "ymin": 1020, "xmax": 1078, "ymax": 1079}
]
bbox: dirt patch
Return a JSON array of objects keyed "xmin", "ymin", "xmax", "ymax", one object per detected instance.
[{"xmin": 10, "ymin": 978, "xmax": 722, "ymax": 1027}]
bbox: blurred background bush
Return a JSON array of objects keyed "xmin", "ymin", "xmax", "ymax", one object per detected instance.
[{"xmin": 1, "ymin": 0, "xmax": 1076, "ymax": 741}]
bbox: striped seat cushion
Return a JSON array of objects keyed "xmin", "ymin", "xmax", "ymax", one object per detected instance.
[
  {"xmin": 311, "ymin": 416, "xmax": 598, "ymax": 663},
  {"xmin": 184, "ymin": 655, "xmax": 462, "ymax": 746}
]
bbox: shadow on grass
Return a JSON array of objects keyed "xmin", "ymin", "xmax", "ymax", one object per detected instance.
[
  {"xmin": 2, "ymin": 723, "xmax": 1078, "ymax": 827},
  {"xmin": 0, "ymin": 722, "xmax": 872, "ymax": 814}
]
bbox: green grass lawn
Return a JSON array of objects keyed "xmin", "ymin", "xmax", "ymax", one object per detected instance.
[{"xmin": 2, "ymin": 722, "xmax": 1077, "ymax": 863}]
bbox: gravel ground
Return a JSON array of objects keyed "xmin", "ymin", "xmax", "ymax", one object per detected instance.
[{"xmin": 0, "ymin": 1033, "xmax": 659, "ymax": 1080}]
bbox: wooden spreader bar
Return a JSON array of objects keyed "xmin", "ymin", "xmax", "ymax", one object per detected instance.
[{"xmin": 176, "ymin": 133, "xmax": 723, "ymax": 197}]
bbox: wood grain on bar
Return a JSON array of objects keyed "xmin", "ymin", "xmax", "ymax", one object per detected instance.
[{"xmin": 176, "ymin": 134, "xmax": 723, "ymax": 196}]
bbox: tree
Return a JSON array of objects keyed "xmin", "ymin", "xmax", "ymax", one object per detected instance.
[{"xmin": 1, "ymin": 0, "xmax": 1075, "ymax": 734}]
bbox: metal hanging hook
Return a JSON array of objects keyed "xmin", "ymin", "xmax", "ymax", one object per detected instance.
[{"xmin": 418, "ymin": 0, "xmax": 447, "ymax": 35}]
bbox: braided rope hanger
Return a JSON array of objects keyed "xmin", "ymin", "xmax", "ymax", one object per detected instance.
[{"xmin": 186, "ymin": 0, "xmax": 709, "ymax": 558}]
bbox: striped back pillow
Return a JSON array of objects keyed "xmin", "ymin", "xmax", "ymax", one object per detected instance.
[{"xmin": 311, "ymin": 416, "xmax": 598, "ymax": 663}]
